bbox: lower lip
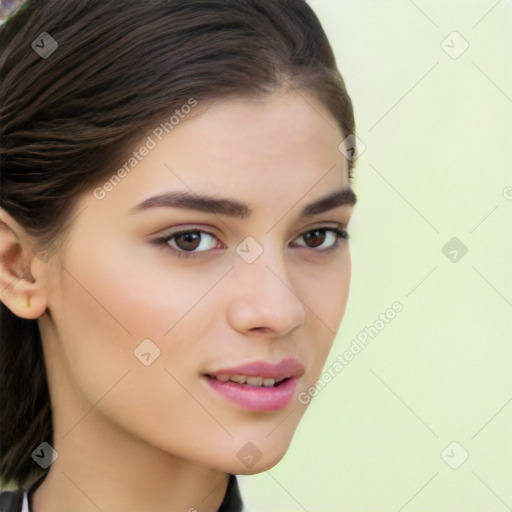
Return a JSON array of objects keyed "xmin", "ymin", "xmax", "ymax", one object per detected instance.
[{"xmin": 203, "ymin": 376, "xmax": 299, "ymax": 412}]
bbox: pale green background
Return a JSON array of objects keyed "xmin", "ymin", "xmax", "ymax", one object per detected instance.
[
  {"xmin": 238, "ymin": 1, "xmax": 512, "ymax": 511},
  {"xmin": 1, "ymin": 1, "xmax": 510, "ymax": 508}
]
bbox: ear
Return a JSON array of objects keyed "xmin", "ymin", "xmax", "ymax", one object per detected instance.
[{"xmin": 0, "ymin": 208, "xmax": 48, "ymax": 319}]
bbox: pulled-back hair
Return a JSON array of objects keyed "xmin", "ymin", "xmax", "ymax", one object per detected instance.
[{"xmin": 0, "ymin": 0, "xmax": 356, "ymax": 487}]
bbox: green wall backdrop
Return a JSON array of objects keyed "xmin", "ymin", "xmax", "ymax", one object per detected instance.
[
  {"xmin": 238, "ymin": 1, "xmax": 512, "ymax": 510},
  {"xmin": 0, "ymin": 1, "xmax": 510, "ymax": 509}
]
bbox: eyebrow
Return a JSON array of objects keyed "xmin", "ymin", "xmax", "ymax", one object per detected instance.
[{"xmin": 130, "ymin": 187, "xmax": 357, "ymax": 219}]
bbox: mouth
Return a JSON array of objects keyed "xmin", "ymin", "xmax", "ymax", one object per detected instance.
[
  {"xmin": 201, "ymin": 357, "xmax": 304, "ymax": 412},
  {"xmin": 203, "ymin": 374, "xmax": 290, "ymax": 388}
]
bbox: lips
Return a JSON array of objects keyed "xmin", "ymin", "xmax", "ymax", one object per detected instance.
[{"xmin": 202, "ymin": 357, "xmax": 305, "ymax": 411}]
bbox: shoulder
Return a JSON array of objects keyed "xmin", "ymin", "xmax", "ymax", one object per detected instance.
[{"xmin": 0, "ymin": 489, "xmax": 24, "ymax": 512}]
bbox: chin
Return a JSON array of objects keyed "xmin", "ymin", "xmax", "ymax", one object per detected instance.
[
  {"xmin": 212, "ymin": 434, "xmax": 293, "ymax": 476},
  {"xmin": 235, "ymin": 450, "xmax": 287, "ymax": 475}
]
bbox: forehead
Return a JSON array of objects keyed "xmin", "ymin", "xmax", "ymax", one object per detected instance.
[
  {"xmin": 175, "ymin": 90, "xmax": 344, "ymax": 168},
  {"xmin": 133, "ymin": 90, "xmax": 348, "ymax": 189},
  {"xmin": 78, "ymin": 90, "xmax": 350, "ymax": 229}
]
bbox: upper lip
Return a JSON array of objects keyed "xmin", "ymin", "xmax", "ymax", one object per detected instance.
[{"xmin": 205, "ymin": 357, "xmax": 305, "ymax": 380}]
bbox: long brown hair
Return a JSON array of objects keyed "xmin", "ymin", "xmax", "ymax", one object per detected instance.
[{"xmin": 0, "ymin": 0, "xmax": 356, "ymax": 487}]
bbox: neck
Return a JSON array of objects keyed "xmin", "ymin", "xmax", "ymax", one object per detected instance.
[{"xmin": 32, "ymin": 408, "xmax": 229, "ymax": 512}]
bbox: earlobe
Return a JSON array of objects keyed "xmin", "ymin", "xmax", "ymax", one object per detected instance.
[{"xmin": 0, "ymin": 208, "xmax": 48, "ymax": 319}]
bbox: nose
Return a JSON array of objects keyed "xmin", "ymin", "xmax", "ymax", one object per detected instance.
[{"xmin": 226, "ymin": 248, "xmax": 306, "ymax": 336}]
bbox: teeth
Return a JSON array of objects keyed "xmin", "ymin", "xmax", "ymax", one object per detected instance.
[
  {"xmin": 245, "ymin": 376, "xmax": 263, "ymax": 387},
  {"xmin": 212, "ymin": 374, "xmax": 282, "ymax": 387}
]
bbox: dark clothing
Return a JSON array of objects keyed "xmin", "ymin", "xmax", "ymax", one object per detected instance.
[{"xmin": 0, "ymin": 471, "xmax": 244, "ymax": 512}]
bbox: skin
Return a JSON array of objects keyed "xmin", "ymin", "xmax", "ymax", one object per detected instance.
[{"xmin": 0, "ymin": 89, "xmax": 355, "ymax": 512}]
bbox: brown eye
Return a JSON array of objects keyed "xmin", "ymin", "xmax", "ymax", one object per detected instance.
[
  {"xmin": 303, "ymin": 229, "xmax": 326, "ymax": 248},
  {"xmin": 174, "ymin": 231, "xmax": 202, "ymax": 251},
  {"xmin": 292, "ymin": 227, "xmax": 348, "ymax": 251},
  {"xmin": 157, "ymin": 230, "xmax": 220, "ymax": 256}
]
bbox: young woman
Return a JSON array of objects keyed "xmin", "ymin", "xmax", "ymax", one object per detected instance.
[{"xmin": 0, "ymin": 1, "xmax": 358, "ymax": 510}]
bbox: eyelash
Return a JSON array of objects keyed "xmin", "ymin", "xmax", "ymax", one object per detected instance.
[{"xmin": 151, "ymin": 226, "xmax": 349, "ymax": 260}]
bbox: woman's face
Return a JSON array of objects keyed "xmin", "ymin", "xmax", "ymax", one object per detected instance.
[{"xmin": 40, "ymin": 90, "xmax": 356, "ymax": 474}]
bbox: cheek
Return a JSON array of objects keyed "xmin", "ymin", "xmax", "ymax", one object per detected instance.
[
  {"xmin": 58, "ymin": 242, "xmax": 227, "ymax": 339},
  {"xmin": 50, "ymin": 257, "xmax": 220, "ymax": 446},
  {"xmin": 332, "ymin": 253, "xmax": 352, "ymax": 326},
  {"xmin": 301, "ymin": 250, "xmax": 351, "ymax": 376},
  {"xmin": 50, "ymin": 244, "xmax": 230, "ymax": 397},
  {"xmin": 303, "ymin": 249, "xmax": 352, "ymax": 330}
]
